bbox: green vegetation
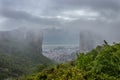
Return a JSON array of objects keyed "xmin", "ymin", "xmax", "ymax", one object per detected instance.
[
  {"xmin": 22, "ymin": 42, "xmax": 120, "ymax": 80},
  {"xmin": 76, "ymin": 42, "xmax": 120, "ymax": 80},
  {"xmin": 0, "ymin": 40, "xmax": 52, "ymax": 80},
  {"xmin": 0, "ymin": 52, "xmax": 52, "ymax": 80},
  {"xmin": 1, "ymin": 39, "xmax": 120, "ymax": 80}
]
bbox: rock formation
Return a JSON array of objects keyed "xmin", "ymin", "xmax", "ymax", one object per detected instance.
[
  {"xmin": 0, "ymin": 28, "xmax": 43, "ymax": 54},
  {"xmin": 79, "ymin": 31, "xmax": 103, "ymax": 53}
]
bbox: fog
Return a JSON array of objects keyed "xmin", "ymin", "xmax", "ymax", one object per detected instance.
[{"xmin": 0, "ymin": 0, "xmax": 120, "ymax": 45}]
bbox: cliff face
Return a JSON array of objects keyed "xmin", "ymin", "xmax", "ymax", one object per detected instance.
[
  {"xmin": 0, "ymin": 28, "xmax": 52, "ymax": 79},
  {"xmin": 0, "ymin": 28, "xmax": 43, "ymax": 54},
  {"xmin": 79, "ymin": 31, "xmax": 103, "ymax": 53}
]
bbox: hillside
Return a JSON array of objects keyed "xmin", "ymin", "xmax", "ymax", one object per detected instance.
[
  {"xmin": 22, "ymin": 42, "xmax": 120, "ymax": 80},
  {"xmin": 0, "ymin": 29, "xmax": 52, "ymax": 80}
]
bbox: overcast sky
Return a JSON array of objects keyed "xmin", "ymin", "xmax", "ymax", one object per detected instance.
[{"xmin": 0, "ymin": 0, "xmax": 120, "ymax": 44}]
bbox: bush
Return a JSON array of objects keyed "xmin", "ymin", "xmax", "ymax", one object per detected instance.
[{"xmin": 77, "ymin": 43, "xmax": 120, "ymax": 79}]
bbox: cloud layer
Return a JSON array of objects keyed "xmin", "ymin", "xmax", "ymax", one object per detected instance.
[{"xmin": 0, "ymin": 0, "xmax": 120, "ymax": 43}]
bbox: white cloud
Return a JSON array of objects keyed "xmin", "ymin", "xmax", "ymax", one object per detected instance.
[
  {"xmin": 87, "ymin": 17, "xmax": 97, "ymax": 21},
  {"xmin": 62, "ymin": 9, "xmax": 99, "ymax": 17},
  {"xmin": 0, "ymin": 16, "xmax": 7, "ymax": 29},
  {"xmin": 56, "ymin": 15, "xmax": 77, "ymax": 21},
  {"xmin": 58, "ymin": 9, "xmax": 100, "ymax": 21},
  {"xmin": 35, "ymin": 15, "xmax": 77, "ymax": 21},
  {"xmin": 0, "ymin": 16, "xmax": 6, "ymax": 24}
]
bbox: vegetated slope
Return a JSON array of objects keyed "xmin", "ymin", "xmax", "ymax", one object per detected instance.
[
  {"xmin": 0, "ymin": 29, "xmax": 52, "ymax": 80},
  {"xmin": 24, "ymin": 42, "xmax": 120, "ymax": 80},
  {"xmin": 0, "ymin": 52, "xmax": 52, "ymax": 80}
]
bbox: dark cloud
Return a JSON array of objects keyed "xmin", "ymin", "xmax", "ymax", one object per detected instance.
[
  {"xmin": 1, "ymin": 0, "xmax": 120, "ymax": 21},
  {"xmin": 0, "ymin": 0, "xmax": 120, "ymax": 44},
  {"xmin": 0, "ymin": 9, "xmax": 60, "ymax": 25},
  {"xmin": 53, "ymin": 0, "xmax": 120, "ymax": 11}
]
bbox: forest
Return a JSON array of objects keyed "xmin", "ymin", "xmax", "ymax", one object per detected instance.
[
  {"xmin": 1, "ymin": 41, "xmax": 120, "ymax": 80},
  {"xmin": 21, "ymin": 41, "xmax": 120, "ymax": 80}
]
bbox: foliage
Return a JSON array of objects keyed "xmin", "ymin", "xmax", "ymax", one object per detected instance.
[
  {"xmin": 1, "ymin": 41, "xmax": 120, "ymax": 80},
  {"xmin": 25, "ymin": 63, "xmax": 85, "ymax": 80},
  {"xmin": 0, "ymin": 52, "xmax": 52, "ymax": 79},
  {"xmin": 23, "ymin": 42, "xmax": 120, "ymax": 80},
  {"xmin": 0, "ymin": 42, "xmax": 52, "ymax": 80},
  {"xmin": 77, "ymin": 42, "xmax": 120, "ymax": 80}
]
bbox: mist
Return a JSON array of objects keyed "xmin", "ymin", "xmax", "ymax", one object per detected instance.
[
  {"xmin": 1, "ymin": 1, "xmax": 120, "ymax": 79},
  {"xmin": 0, "ymin": 0, "xmax": 120, "ymax": 45}
]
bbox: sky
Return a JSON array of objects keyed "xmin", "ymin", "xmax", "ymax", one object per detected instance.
[{"xmin": 0, "ymin": 0, "xmax": 120, "ymax": 44}]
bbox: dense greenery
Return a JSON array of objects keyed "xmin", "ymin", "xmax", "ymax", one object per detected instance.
[
  {"xmin": 22, "ymin": 42, "xmax": 120, "ymax": 80},
  {"xmin": 76, "ymin": 42, "xmax": 120, "ymax": 80},
  {"xmin": 0, "ymin": 52, "xmax": 52, "ymax": 79},
  {"xmin": 0, "ymin": 53, "xmax": 26, "ymax": 79},
  {"xmin": 0, "ymin": 40, "xmax": 52, "ymax": 80}
]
